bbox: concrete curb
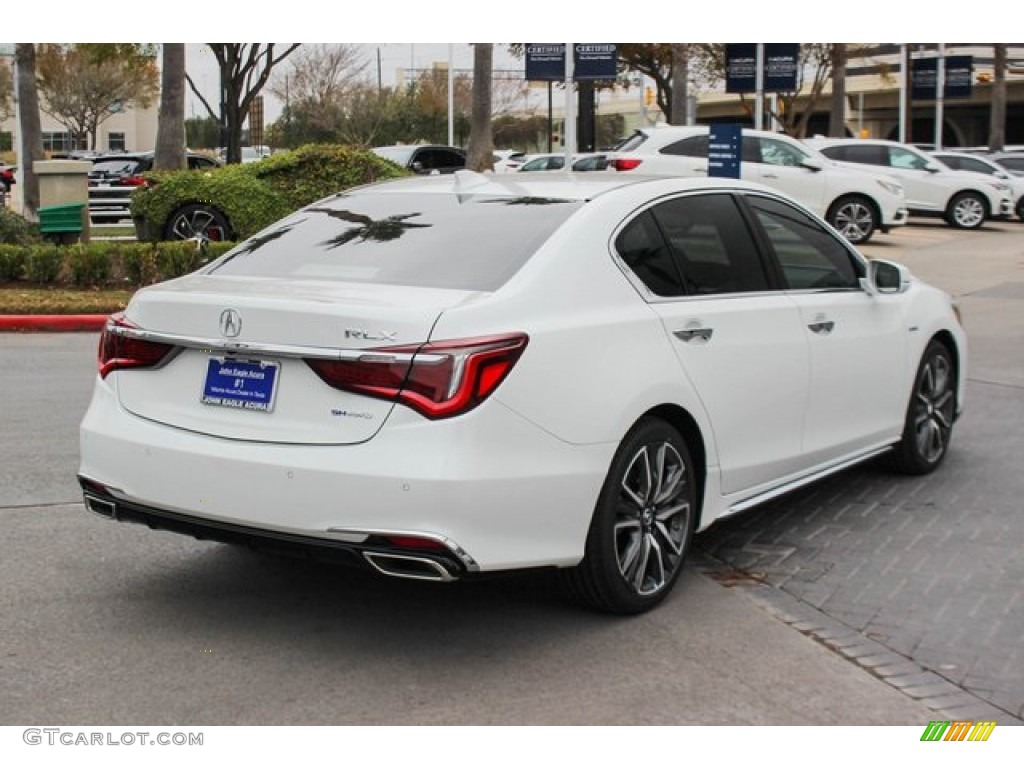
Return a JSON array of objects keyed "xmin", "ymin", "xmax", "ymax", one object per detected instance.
[{"xmin": 0, "ymin": 315, "xmax": 108, "ymax": 333}]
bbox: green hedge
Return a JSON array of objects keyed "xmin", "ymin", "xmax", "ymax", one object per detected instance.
[
  {"xmin": 0, "ymin": 241, "xmax": 236, "ymax": 288},
  {"xmin": 131, "ymin": 143, "xmax": 408, "ymax": 242}
]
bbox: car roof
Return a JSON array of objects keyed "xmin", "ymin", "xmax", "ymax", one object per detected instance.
[{"xmin": 352, "ymin": 169, "xmax": 778, "ymax": 202}]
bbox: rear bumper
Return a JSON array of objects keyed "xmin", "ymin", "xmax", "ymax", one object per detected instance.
[
  {"xmin": 79, "ymin": 378, "xmax": 614, "ymax": 573},
  {"xmin": 79, "ymin": 478, "xmax": 470, "ymax": 581}
]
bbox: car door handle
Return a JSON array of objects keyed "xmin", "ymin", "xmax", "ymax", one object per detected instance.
[
  {"xmin": 807, "ymin": 320, "xmax": 835, "ymax": 335},
  {"xmin": 674, "ymin": 327, "xmax": 714, "ymax": 343},
  {"xmin": 762, "ymin": 172, "xmax": 779, "ymax": 179}
]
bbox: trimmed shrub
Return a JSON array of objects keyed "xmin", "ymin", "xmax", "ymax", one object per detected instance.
[
  {"xmin": 0, "ymin": 208, "xmax": 42, "ymax": 246},
  {"xmin": 131, "ymin": 144, "xmax": 408, "ymax": 243},
  {"xmin": 0, "ymin": 245, "xmax": 27, "ymax": 280},
  {"xmin": 24, "ymin": 245, "xmax": 65, "ymax": 283},
  {"xmin": 66, "ymin": 243, "xmax": 113, "ymax": 287}
]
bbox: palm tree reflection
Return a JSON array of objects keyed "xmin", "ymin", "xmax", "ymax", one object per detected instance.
[{"xmin": 308, "ymin": 208, "xmax": 431, "ymax": 249}]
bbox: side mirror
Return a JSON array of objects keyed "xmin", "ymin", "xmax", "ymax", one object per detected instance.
[
  {"xmin": 800, "ymin": 156, "xmax": 823, "ymax": 172},
  {"xmin": 924, "ymin": 162, "xmax": 942, "ymax": 173},
  {"xmin": 860, "ymin": 259, "xmax": 911, "ymax": 295},
  {"xmin": 411, "ymin": 161, "xmax": 425, "ymax": 174}
]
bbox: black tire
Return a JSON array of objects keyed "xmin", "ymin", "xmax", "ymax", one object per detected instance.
[
  {"xmin": 890, "ymin": 340, "xmax": 956, "ymax": 475},
  {"xmin": 562, "ymin": 417, "xmax": 696, "ymax": 614},
  {"xmin": 826, "ymin": 195, "xmax": 877, "ymax": 244},
  {"xmin": 163, "ymin": 204, "xmax": 232, "ymax": 242},
  {"xmin": 1015, "ymin": 197, "xmax": 1024, "ymax": 222},
  {"xmin": 945, "ymin": 191, "xmax": 987, "ymax": 229}
]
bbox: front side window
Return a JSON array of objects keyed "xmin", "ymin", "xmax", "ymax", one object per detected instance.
[
  {"xmin": 759, "ymin": 138, "xmax": 809, "ymax": 167},
  {"xmin": 748, "ymin": 196, "xmax": 861, "ymax": 290},
  {"xmin": 888, "ymin": 146, "xmax": 930, "ymax": 170}
]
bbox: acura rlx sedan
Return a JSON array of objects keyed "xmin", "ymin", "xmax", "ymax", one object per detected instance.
[{"xmin": 79, "ymin": 172, "xmax": 966, "ymax": 614}]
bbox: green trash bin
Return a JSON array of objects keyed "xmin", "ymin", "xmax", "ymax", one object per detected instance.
[{"xmin": 39, "ymin": 203, "xmax": 86, "ymax": 241}]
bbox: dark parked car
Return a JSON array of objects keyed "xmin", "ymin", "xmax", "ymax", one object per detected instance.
[
  {"xmin": 1, "ymin": 165, "xmax": 15, "ymax": 195},
  {"xmin": 372, "ymin": 145, "xmax": 466, "ymax": 174},
  {"xmin": 89, "ymin": 151, "xmax": 221, "ymax": 224}
]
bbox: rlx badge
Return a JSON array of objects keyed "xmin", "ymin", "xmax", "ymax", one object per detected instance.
[
  {"xmin": 219, "ymin": 309, "xmax": 242, "ymax": 338},
  {"xmin": 345, "ymin": 329, "xmax": 398, "ymax": 341}
]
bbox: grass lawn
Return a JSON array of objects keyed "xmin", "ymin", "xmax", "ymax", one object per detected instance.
[{"xmin": 0, "ymin": 284, "xmax": 134, "ymax": 315}]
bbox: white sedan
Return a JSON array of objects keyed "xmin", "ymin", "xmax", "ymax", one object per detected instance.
[{"xmin": 79, "ymin": 172, "xmax": 966, "ymax": 614}]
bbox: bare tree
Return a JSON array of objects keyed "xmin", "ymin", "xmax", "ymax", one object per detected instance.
[
  {"xmin": 989, "ymin": 44, "xmax": 1007, "ymax": 151},
  {"xmin": 154, "ymin": 44, "xmax": 186, "ymax": 171},
  {"xmin": 466, "ymin": 44, "xmax": 494, "ymax": 171},
  {"xmin": 15, "ymin": 44, "xmax": 45, "ymax": 220},
  {"xmin": 188, "ymin": 44, "xmax": 301, "ymax": 164},
  {"xmin": 268, "ymin": 44, "xmax": 366, "ymax": 137}
]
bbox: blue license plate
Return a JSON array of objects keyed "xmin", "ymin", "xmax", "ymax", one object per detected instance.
[{"xmin": 201, "ymin": 358, "xmax": 279, "ymax": 413}]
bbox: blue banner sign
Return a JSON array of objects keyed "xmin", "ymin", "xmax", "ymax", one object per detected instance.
[
  {"xmin": 525, "ymin": 44, "xmax": 566, "ymax": 81},
  {"xmin": 726, "ymin": 44, "xmax": 799, "ymax": 93},
  {"xmin": 725, "ymin": 44, "xmax": 757, "ymax": 93},
  {"xmin": 764, "ymin": 44, "xmax": 800, "ymax": 91},
  {"xmin": 944, "ymin": 56, "xmax": 973, "ymax": 99},
  {"xmin": 912, "ymin": 57, "xmax": 939, "ymax": 100},
  {"xmin": 525, "ymin": 43, "xmax": 618, "ymax": 81},
  {"xmin": 708, "ymin": 124, "xmax": 743, "ymax": 179},
  {"xmin": 574, "ymin": 44, "xmax": 618, "ymax": 80}
]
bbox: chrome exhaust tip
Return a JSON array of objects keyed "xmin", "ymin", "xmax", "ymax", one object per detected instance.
[
  {"xmin": 83, "ymin": 493, "xmax": 117, "ymax": 520},
  {"xmin": 363, "ymin": 552, "xmax": 457, "ymax": 582}
]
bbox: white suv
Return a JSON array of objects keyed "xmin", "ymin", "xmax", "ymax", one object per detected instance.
[
  {"xmin": 931, "ymin": 150, "xmax": 1024, "ymax": 221},
  {"xmin": 608, "ymin": 126, "xmax": 908, "ymax": 244},
  {"xmin": 806, "ymin": 137, "xmax": 1013, "ymax": 229}
]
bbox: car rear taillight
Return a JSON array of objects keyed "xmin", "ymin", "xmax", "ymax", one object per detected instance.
[
  {"xmin": 98, "ymin": 313, "xmax": 174, "ymax": 378},
  {"xmin": 306, "ymin": 333, "xmax": 528, "ymax": 420},
  {"xmin": 612, "ymin": 158, "xmax": 643, "ymax": 171},
  {"xmin": 118, "ymin": 175, "xmax": 147, "ymax": 187}
]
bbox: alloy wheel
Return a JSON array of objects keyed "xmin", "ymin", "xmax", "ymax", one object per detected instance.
[{"xmin": 614, "ymin": 441, "xmax": 691, "ymax": 597}]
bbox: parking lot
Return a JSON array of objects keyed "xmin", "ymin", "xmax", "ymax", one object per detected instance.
[{"xmin": 1, "ymin": 218, "xmax": 1022, "ymax": 725}]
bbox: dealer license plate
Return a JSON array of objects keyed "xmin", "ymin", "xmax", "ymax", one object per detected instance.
[{"xmin": 201, "ymin": 358, "xmax": 279, "ymax": 413}]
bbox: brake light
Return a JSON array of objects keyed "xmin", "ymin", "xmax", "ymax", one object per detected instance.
[
  {"xmin": 98, "ymin": 313, "xmax": 174, "ymax": 378},
  {"xmin": 612, "ymin": 158, "xmax": 643, "ymax": 171},
  {"xmin": 306, "ymin": 333, "xmax": 528, "ymax": 419},
  {"xmin": 118, "ymin": 175, "xmax": 147, "ymax": 187}
]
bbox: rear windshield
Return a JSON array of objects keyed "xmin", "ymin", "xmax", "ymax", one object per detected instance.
[{"xmin": 207, "ymin": 191, "xmax": 585, "ymax": 291}]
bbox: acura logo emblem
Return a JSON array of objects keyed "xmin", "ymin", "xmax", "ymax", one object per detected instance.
[{"xmin": 219, "ymin": 309, "xmax": 242, "ymax": 338}]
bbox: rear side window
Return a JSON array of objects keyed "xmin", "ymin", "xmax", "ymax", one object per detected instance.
[
  {"xmin": 208, "ymin": 192, "xmax": 584, "ymax": 291},
  {"xmin": 821, "ymin": 144, "xmax": 887, "ymax": 166},
  {"xmin": 661, "ymin": 135, "xmax": 707, "ymax": 157},
  {"xmin": 615, "ymin": 210, "xmax": 684, "ymax": 296},
  {"xmin": 651, "ymin": 194, "xmax": 770, "ymax": 295}
]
